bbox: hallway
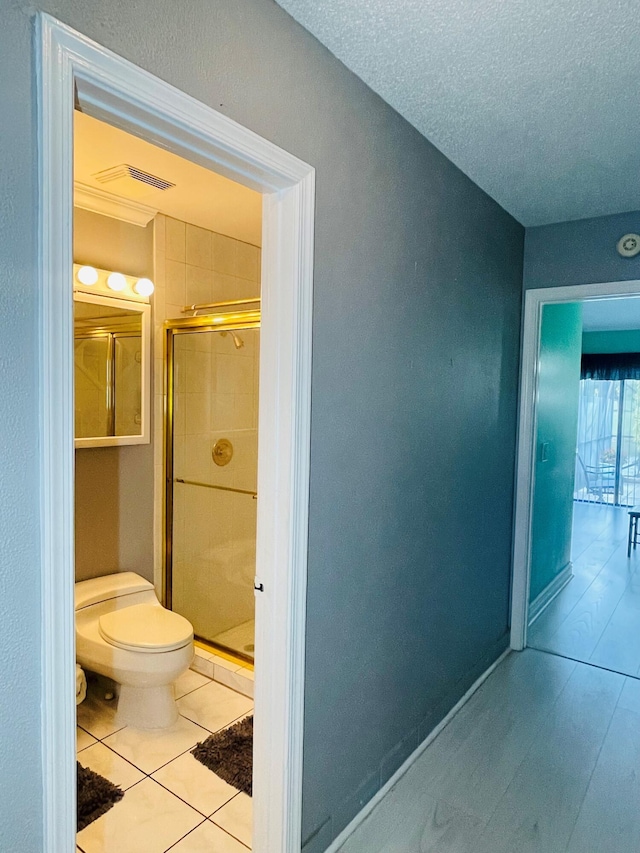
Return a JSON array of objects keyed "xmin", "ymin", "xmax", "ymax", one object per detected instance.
[
  {"xmin": 338, "ymin": 649, "xmax": 640, "ymax": 853},
  {"xmin": 529, "ymin": 502, "xmax": 640, "ymax": 677}
]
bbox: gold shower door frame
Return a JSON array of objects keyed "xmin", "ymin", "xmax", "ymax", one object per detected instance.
[{"xmin": 163, "ymin": 309, "xmax": 261, "ymax": 663}]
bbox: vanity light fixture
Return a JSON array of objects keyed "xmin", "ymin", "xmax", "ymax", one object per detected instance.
[
  {"xmin": 73, "ymin": 263, "xmax": 153, "ymax": 304},
  {"xmin": 76, "ymin": 265, "xmax": 98, "ymax": 286},
  {"xmin": 107, "ymin": 272, "xmax": 127, "ymax": 292},
  {"xmin": 134, "ymin": 277, "xmax": 155, "ymax": 297}
]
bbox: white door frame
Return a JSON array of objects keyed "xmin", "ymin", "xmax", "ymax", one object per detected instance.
[
  {"xmin": 38, "ymin": 14, "xmax": 315, "ymax": 852},
  {"xmin": 510, "ymin": 278, "xmax": 640, "ymax": 650}
]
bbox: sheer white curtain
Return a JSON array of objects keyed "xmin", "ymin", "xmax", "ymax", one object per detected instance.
[{"xmin": 575, "ymin": 379, "xmax": 640, "ymax": 505}]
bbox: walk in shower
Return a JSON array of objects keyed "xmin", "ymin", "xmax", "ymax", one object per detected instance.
[{"xmin": 165, "ymin": 308, "xmax": 260, "ymax": 663}]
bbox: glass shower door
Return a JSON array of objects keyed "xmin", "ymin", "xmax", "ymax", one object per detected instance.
[{"xmin": 168, "ymin": 324, "xmax": 259, "ymax": 662}]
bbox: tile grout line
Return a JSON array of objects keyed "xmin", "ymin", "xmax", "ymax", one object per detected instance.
[
  {"xmin": 78, "ymin": 725, "xmax": 254, "ymax": 846},
  {"xmin": 162, "ymin": 813, "xmax": 251, "ymax": 852},
  {"xmin": 161, "ymin": 816, "xmax": 210, "ymax": 852},
  {"xmin": 78, "ymin": 762, "xmax": 251, "ymax": 849},
  {"xmin": 209, "ymin": 795, "xmax": 252, "ymax": 850},
  {"xmin": 151, "ymin": 763, "xmax": 239, "ymax": 817},
  {"xmin": 78, "ymin": 705, "xmax": 252, "ymax": 772},
  {"xmin": 77, "ymin": 671, "xmax": 217, "ymax": 739},
  {"xmin": 77, "ymin": 679, "xmax": 253, "ymax": 849}
]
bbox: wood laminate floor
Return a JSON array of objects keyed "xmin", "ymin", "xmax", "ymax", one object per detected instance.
[
  {"xmin": 529, "ymin": 502, "xmax": 640, "ymax": 678},
  {"xmin": 338, "ymin": 649, "xmax": 640, "ymax": 853}
]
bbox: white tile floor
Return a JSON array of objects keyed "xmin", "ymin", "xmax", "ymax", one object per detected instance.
[{"xmin": 76, "ymin": 669, "xmax": 253, "ymax": 853}]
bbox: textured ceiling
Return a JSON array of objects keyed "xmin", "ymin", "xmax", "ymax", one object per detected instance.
[{"xmin": 277, "ymin": 0, "xmax": 640, "ymax": 226}]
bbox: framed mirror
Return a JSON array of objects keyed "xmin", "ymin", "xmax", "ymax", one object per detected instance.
[{"xmin": 74, "ymin": 291, "xmax": 151, "ymax": 447}]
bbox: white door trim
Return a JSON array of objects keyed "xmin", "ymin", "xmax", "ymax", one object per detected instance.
[
  {"xmin": 38, "ymin": 14, "xmax": 315, "ymax": 852},
  {"xmin": 510, "ymin": 278, "xmax": 640, "ymax": 650}
]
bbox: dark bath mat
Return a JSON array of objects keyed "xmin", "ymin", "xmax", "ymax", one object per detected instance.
[
  {"xmin": 191, "ymin": 715, "xmax": 253, "ymax": 796},
  {"xmin": 77, "ymin": 761, "xmax": 124, "ymax": 832}
]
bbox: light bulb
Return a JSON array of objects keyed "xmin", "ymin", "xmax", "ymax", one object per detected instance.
[
  {"xmin": 76, "ymin": 265, "xmax": 98, "ymax": 286},
  {"xmin": 107, "ymin": 272, "xmax": 127, "ymax": 292},
  {"xmin": 134, "ymin": 277, "xmax": 154, "ymax": 296}
]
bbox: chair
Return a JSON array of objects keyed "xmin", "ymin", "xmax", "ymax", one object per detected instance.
[
  {"xmin": 628, "ymin": 506, "xmax": 640, "ymax": 557},
  {"xmin": 577, "ymin": 454, "xmax": 616, "ymax": 502}
]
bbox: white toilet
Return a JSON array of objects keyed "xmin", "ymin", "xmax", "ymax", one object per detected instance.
[{"xmin": 75, "ymin": 572, "xmax": 194, "ymax": 730}]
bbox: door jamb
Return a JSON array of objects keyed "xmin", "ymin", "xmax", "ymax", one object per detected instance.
[
  {"xmin": 510, "ymin": 278, "xmax": 640, "ymax": 650},
  {"xmin": 38, "ymin": 14, "xmax": 315, "ymax": 852}
]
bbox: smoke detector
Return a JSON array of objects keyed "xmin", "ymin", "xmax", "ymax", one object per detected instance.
[
  {"xmin": 93, "ymin": 164, "xmax": 175, "ymax": 200},
  {"xmin": 617, "ymin": 234, "xmax": 640, "ymax": 258}
]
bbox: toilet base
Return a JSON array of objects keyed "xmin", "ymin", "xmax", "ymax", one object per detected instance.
[{"xmin": 116, "ymin": 683, "xmax": 179, "ymax": 730}]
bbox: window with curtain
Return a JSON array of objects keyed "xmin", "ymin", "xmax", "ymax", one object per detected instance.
[{"xmin": 574, "ymin": 376, "xmax": 640, "ymax": 506}]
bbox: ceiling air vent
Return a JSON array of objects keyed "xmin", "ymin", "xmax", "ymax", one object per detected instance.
[{"xmin": 92, "ymin": 164, "xmax": 175, "ymax": 198}]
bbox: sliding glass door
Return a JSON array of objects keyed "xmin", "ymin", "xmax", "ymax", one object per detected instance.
[{"xmin": 574, "ymin": 378, "xmax": 640, "ymax": 506}]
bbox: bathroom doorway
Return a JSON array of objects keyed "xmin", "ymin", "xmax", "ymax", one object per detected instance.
[
  {"xmin": 39, "ymin": 15, "xmax": 314, "ymax": 853},
  {"xmin": 165, "ymin": 313, "xmax": 261, "ymax": 664},
  {"xmin": 73, "ymin": 103, "xmax": 262, "ymax": 848}
]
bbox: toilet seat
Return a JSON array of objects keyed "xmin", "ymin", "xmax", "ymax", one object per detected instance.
[{"xmin": 99, "ymin": 604, "xmax": 193, "ymax": 653}]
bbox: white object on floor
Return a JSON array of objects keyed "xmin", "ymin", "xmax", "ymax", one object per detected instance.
[
  {"xmin": 75, "ymin": 573, "xmax": 194, "ymax": 729},
  {"xmin": 76, "ymin": 664, "xmax": 87, "ymax": 705}
]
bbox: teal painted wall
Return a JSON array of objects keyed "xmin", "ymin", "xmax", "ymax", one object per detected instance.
[
  {"xmin": 582, "ymin": 330, "xmax": 640, "ymax": 354},
  {"xmin": 530, "ymin": 303, "xmax": 583, "ymax": 603}
]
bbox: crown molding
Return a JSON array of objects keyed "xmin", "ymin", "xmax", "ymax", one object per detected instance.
[{"xmin": 74, "ymin": 181, "xmax": 157, "ymax": 227}]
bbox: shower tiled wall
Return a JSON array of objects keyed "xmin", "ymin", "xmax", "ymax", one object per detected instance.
[{"xmin": 152, "ymin": 215, "xmax": 261, "ymax": 607}]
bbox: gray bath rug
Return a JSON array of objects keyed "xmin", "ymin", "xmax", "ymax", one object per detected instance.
[
  {"xmin": 191, "ymin": 715, "xmax": 253, "ymax": 796},
  {"xmin": 77, "ymin": 761, "xmax": 124, "ymax": 831}
]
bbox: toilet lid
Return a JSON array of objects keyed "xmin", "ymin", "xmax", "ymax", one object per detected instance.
[{"xmin": 98, "ymin": 604, "xmax": 193, "ymax": 653}]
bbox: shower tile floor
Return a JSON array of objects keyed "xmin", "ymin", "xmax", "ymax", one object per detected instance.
[
  {"xmin": 76, "ymin": 669, "xmax": 253, "ymax": 853},
  {"xmin": 211, "ymin": 619, "xmax": 255, "ymax": 661}
]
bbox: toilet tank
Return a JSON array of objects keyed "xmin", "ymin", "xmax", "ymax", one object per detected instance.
[{"xmin": 75, "ymin": 572, "xmax": 157, "ymax": 611}]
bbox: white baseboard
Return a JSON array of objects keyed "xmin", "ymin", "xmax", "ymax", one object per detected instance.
[
  {"xmin": 323, "ymin": 646, "xmax": 512, "ymax": 853},
  {"xmin": 528, "ymin": 562, "xmax": 573, "ymax": 626}
]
